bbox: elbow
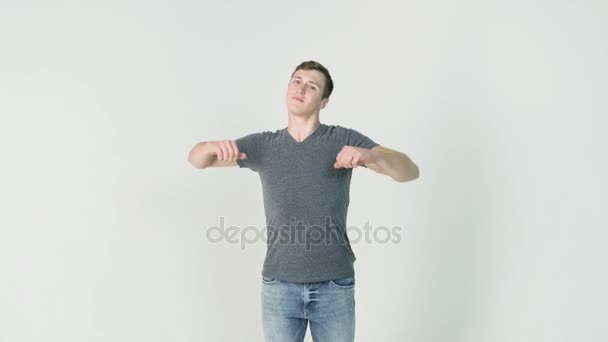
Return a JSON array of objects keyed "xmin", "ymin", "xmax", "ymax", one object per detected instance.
[
  {"xmin": 187, "ymin": 155, "xmax": 204, "ymax": 169},
  {"xmin": 188, "ymin": 157, "xmax": 205, "ymax": 169},
  {"xmin": 188, "ymin": 142, "xmax": 208, "ymax": 169},
  {"xmin": 394, "ymin": 163, "xmax": 420, "ymax": 183},
  {"xmin": 411, "ymin": 163, "xmax": 420, "ymax": 180}
]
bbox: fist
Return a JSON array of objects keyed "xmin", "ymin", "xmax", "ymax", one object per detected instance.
[
  {"xmin": 207, "ymin": 140, "xmax": 248, "ymax": 163},
  {"xmin": 333, "ymin": 145, "xmax": 375, "ymax": 169}
]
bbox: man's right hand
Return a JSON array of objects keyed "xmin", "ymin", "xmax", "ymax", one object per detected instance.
[
  {"xmin": 206, "ymin": 140, "xmax": 248, "ymax": 163},
  {"xmin": 188, "ymin": 140, "xmax": 247, "ymax": 169}
]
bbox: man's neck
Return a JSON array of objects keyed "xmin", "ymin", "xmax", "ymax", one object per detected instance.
[{"xmin": 286, "ymin": 113, "xmax": 321, "ymax": 142}]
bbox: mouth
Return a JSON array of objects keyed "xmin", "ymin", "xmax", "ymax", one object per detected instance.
[{"xmin": 292, "ymin": 97, "xmax": 304, "ymax": 103}]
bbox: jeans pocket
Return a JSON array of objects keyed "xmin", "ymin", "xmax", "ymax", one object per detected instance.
[
  {"xmin": 330, "ymin": 276, "xmax": 355, "ymax": 288},
  {"xmin": 262, "ymin": 275, "xmax": 277, "ymax": 284}
]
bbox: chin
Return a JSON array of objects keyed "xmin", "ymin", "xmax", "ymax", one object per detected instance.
[{"xmin": 288, "ymin": 109, "xmax": 307, "ymax": 116}]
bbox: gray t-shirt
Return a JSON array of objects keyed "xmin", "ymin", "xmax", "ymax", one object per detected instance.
[{"xmin": 235, "ymin": 123, "xmax": 379, "ymax": 283}]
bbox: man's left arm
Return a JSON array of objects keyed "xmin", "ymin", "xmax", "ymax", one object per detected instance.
[
  {"xmin": 334, "ymin": 145, "xmax": 420, "ymax": 183},
  {"xmin": 365, "ymin": 145, "xmax": 419, "ymax": 182}
]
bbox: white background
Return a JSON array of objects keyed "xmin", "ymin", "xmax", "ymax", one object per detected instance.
[{"xmin": 1, "ymin": 0, "xmax": 606, "ymax": 341}]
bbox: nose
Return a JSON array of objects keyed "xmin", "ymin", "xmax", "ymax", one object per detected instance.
[{"xmin": 297, "ymin": 86, "xmax": 304, "ymax": 94}]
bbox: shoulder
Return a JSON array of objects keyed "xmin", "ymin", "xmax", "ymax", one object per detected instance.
[
  {"xmin": 239, "ymin": 127, "xmax": 282, "ymax": 140},
  {"xmin": 324, "ymin": 123, "xmax": 378, "ymax": 149},
  {"xmin": 235, "ymin": 128, "xmax": 285, "ymax": 151},
  {"xmin": 262, "ymin": 128, "xmax": 284, "ymax": 143},
  {"xmin": 324, "ymin": 124, "xmax": 366, "ymax": 137},
  {"xmin": 323, "ymin": 123, "xmax": 350, "ymax": 135}
]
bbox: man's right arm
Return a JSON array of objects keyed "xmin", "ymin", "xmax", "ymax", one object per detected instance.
[{"xmin": 187, "ymin": 140, "xmax": 248, "ymax": 169}]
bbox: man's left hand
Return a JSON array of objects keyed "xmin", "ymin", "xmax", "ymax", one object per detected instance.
[{"xmin": 333, "ymin": 146, "xmax": 378, "ymax": 169}]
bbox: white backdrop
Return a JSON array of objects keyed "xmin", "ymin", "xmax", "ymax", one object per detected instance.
[{"xmin": 1, "ymin": 0, "xmax": 606, "ymax": 341}]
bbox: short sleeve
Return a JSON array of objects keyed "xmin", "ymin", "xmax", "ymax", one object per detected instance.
[
  {"xmin": 343, "ymin": 127, "xmax": 379, "ymax": 168},
  {"xmin": 346, "ymin": 128, "xmax": 379, "ymax": 150},
  {"xmin": 235, "ymin": 132, "xmax": 266, "ymax": 172}
]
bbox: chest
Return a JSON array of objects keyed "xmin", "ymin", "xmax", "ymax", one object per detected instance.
[{"xmin": 259, "ymin": 141, "xmax": 352, "ymax": 194}]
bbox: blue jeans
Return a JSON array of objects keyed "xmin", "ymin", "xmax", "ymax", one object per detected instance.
[{"xmin": 261, "ymin": 275, "xmax": 356, "ymax": 342}]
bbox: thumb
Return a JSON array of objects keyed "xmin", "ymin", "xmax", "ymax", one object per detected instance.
[{"xmin": 239, "ymin": 152, "xmax": 248, "ymax": 160}]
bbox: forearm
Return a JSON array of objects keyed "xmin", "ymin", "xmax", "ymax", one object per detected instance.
[
  {"xmin": 365, "ymin": 149, "xmax": 419, "ymax": 182},
  {"xmin": 188, "ymin": 142, "xmax": 215, "ymax": 169}
]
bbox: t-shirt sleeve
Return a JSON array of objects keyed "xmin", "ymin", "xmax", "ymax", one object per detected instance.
[
  {"xmin": 344, "ymin": 127, "xmax": 379, "ymax": 168},
  {"xmin": 346, "ymin": 128, "xmax": 379, "ymax": 150},
  {"xmin": 235, "ymin": 132, "xmax": 266, "ymax": 172}
]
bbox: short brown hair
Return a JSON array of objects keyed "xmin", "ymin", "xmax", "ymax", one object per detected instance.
[{"xmin": 290, "ymin": 61, "xmax": 334, "ymax": 99}]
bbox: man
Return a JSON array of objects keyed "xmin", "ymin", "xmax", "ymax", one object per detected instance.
[{"xmin": 188, "ymin": 61, "xmax": 419, "ymax": 342}]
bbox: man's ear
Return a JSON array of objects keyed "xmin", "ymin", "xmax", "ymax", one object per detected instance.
[{"xmin": 320, "ymin": 98, "xmax": 330, "ymax": 110}]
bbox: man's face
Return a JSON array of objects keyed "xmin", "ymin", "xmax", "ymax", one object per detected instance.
[{"xmin": 286, "ymin": 69, "xmax": 329, "ymax": 116}]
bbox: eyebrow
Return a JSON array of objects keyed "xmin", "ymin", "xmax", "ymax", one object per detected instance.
[{"xmin": 292, "ymin": 75, "xmax": 320, "ymax": 86}]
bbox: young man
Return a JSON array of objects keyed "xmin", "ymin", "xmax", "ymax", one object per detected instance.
[{"xmin": 188, "ymin": 61, "xmax": 419, "ymax": 342}]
